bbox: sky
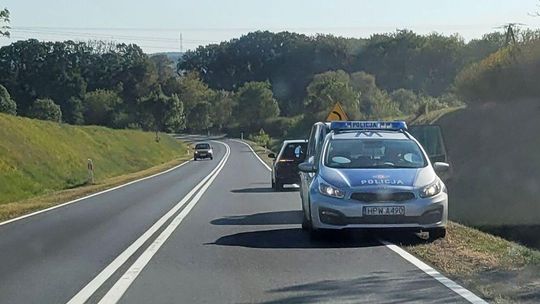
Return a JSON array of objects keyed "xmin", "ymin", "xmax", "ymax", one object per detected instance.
[{"xmin": 2, "ymin": 0, "xmax": 540, "ymax": 53}]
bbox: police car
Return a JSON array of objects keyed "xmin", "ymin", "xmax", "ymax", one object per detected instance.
[{"xmin": 298, "ymin": 121, "xmax": 449, "ymax": 239}]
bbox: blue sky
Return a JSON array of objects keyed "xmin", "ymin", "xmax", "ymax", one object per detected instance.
[{"xmin": 2, "ymin": 0, "xmax": 540, "ymax": 53}]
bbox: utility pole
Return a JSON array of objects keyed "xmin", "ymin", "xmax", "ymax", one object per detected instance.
[{"xmin": 180, "ymin": 33, "xmax": 183, "ymax": 52}]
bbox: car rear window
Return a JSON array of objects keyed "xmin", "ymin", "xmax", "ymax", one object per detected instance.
[
  {"xmin": 280, "ymin": 143, "xmax": 307, "ymax": 161},
  {"xmin": 195, "ymin": 143, "xmax": 210, "ymax": 149}
]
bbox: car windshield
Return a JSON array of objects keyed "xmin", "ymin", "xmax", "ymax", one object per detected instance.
[
  {"xmin": 195, "ymin": 143, "xmax": 210, "ymax": 149},
  {"xmin": 324, "ymin": 139, "xmax": 426, "ymax": 169}
]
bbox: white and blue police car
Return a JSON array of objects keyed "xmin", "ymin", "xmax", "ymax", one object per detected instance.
[{"xmin": 298, "ymin": 121, "xmax": 450, "ymax": 239}]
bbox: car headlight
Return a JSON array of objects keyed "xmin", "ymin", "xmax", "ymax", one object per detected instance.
[
  {"xmin": 319, "ymin": 182, "xmax": 345, "ymax": 199},
  {"xmin": 420, "ymin": 180, "xmax": 443, "ymax": 198},
  {"xmin": 208, "ymin": 149, "xmax": 213, "ymax": 153}
]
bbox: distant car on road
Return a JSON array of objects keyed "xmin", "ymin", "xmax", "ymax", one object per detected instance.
[
  {"xmin": 269, "ymin": 140, "xmax": 307, "ymax": 191},
  {"xmin": 299, "ymin": 121, "xmax": 450, "ymax": 240},
  {"xmin": 194, "ymin": 142, "xmax": 213, "ymax": 160}
]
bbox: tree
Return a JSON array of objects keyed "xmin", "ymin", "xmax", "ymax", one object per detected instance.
[
  {"xmin": 234, "ymin": 81, "xmax": 280, "ymax": 132},
  {"xmin": 0, "ymin": 84, "xmax": 16, "ymax": 115},
  {"xmin": 188, "ymin": 102, "xmax": 212, "ymax": 132},
  {"xmin": 28, "ymin": 98, "xmax": 62, "ymax": 122},
  {"xmin": 390, "ymin": 88, "xmax": 419, "ymax": 114},
  {"xmin": 138, "ymin": 87, "xmax": 186, "ymax": 135},
  {"xmin": 64, "ymin": 96, "xmax": 84, "ymax": 124},
  {"xmin": 0, "ymin": 8, "xmax": 9, "ymax": 37},
  {"xmin": 83, "ymin": 90, "xmax": 123, "ymax": 127},
  {"xmin": 305, "ymin": 70, "xmax": 360, "ymax": 119},
  {"xmin": 209, "ymin": 90, "xmax": 235, "ymax": 130}
]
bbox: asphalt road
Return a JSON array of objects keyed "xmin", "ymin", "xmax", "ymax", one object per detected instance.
[{"xmin": 0, "ymin": 138, "xmax": 477, "ymax": 304}]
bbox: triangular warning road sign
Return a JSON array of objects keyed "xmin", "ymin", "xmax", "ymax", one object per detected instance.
[{"xmin": 326, "ymin": 102, "xmax": 349, "ymax": 121}]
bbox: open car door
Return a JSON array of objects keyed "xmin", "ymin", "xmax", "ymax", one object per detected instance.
[{"xmin": 408, "ymin": 125, "xmax": 448, "ymax": 163}]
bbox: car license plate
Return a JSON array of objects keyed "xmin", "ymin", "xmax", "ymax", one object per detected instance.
[{"xmin": 363, "ymin": 206, "xmax": 405, "ymax": 216}]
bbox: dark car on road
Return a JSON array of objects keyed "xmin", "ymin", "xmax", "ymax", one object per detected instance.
[
  {"xmin": 269, "ymin": 140, "xmax": 307, "ymax": 191},
  {"xmin": 194, "ymin": 142, "xmax": 213, "ymax": 160}
]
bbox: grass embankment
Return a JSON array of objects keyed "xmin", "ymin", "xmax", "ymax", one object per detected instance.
[
  {"xmin": 242, "ymin": 139, "xmax": 540, "ymax": 303},
  {"xmin": 0, "ymin": 113, "xmax": 189, "ymax": 221}
]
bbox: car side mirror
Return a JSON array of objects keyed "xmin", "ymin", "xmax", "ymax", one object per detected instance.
[
  {"xmin": 268, "ymin": 153, "xmax": 276, "ymax": 159},
  {"xmin": 298, "ymin": 162, "xmax": 317, "ymax": 173},
  {"xmin": 433, "ymin": 162, "xmax": 450, "ymax": 173}
]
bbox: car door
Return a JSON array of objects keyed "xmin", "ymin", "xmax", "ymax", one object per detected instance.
[
  {"xmin": 408, "ymin": 125, "xmax": 448, "ymax": 163},
  {"xmin": 408, "ymin": 124, "xmax": 450, "ymax": 179}
]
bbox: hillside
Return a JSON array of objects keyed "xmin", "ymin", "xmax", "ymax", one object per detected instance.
[
  {"xmin": 0, "ymin": 114, "xmax": 186, "ymax": 204},
  {"xmin": 436, "ymin": 100, "xmax": 540, "ymax": 227}
]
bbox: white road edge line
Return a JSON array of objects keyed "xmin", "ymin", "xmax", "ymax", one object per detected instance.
[
  {"xmin": 380, "ymin": 241, "xmax": 487, "ymax": 304},
  {"xmin": 0, "ymin": 160, "xmax": 190, "ymax": 227},
  {"xmin": 234, "ymin": 138, "xmax": 488, "ymax": 304},
  {"xmin": 230, "ymin": 139, "xmax": 271, "ymax": 171},
  {"xmin": 66, "ymin": 141, "xmax": 230, "ymax": 304},
  {"xmin": 97, "ymin": 141, "xmax": 231, "ymax": 304}
]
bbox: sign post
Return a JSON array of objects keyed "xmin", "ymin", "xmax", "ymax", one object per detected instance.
[{"xmin": 326, "ymin": 102, "xmax": 349, "ymax": 121}]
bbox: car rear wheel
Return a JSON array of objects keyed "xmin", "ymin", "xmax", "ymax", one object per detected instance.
[{"xmin": 428, "ymin": 227, "xmax": 446, "ymax": 240}]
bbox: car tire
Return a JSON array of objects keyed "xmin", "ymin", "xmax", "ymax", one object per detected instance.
[
  {"xmin": 301, "ymin": 208, "xmax": 312, "ymax": 231},
  {"xmin": 275, "ymin": 180, "xmax": 284, "ymax": 191},
  {"xmin": 193, "ymin": 156, "xmax": 198, "ymax": 161},
  {"xmin": 210, "ymin": 156, "xmax": 213, "ymax": 160},
  {"xmin": 428, "ymin": 227, "xmax": 446, "ymax": 240}
]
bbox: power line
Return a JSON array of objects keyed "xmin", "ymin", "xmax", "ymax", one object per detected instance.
[{"xmin": 10, "ymin": 28, "xmax": 218, "ymax": 44}]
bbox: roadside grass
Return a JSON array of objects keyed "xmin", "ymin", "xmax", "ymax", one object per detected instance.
[
  {"xmin": 242, "ymin": 139, "xmax": 540, "ymax": 303},
  {"xmin": 0, "ymin": 113, "xmax": 187, "ymax": 204},
  {"xmin": 0, "ymin": 113, "xmax": 189, "ymax": 222},
  {"xmin": 0, "ymin": 157, "xmax": 191, "ymax": 222}
]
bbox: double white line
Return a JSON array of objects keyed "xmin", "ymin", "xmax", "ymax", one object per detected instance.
[{"xmin": 67, "ymin": 141, "xmax": 231, "ymax": 304}]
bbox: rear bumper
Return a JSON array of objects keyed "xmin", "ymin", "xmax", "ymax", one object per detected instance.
[{"xmin": 309, "ymin": 191, "xmax": 448, "ymax": 230}]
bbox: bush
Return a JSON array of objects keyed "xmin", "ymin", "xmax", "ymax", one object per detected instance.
[
  {"xmin": 249, "ymin": 129, "xmax": 271, "ymax": 148},
  {"xmin": 0, "ymin": 84, "xmax": 16, "ymax": 115},
  {"xmin": 28, "ymin": 98, "xmax": 62, "ymax": 122}
]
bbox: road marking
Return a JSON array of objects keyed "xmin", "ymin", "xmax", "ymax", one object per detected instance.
[
  {"xmin": 230, "ymin": 139, "xmax": 271, "ymax": 171},
  {"xmin": 237, "ymin": 138, "xmax": 487, "ymax": 304},
  {"xmin": 381, "ymin": 241, "xmax": 488, "ymax": 304},
  {"xmin": 66, "ymin": 141, "xmax": 230, "ymax": 304},
  {"xmin": 0, "ymin": 160, "xmax": 190, "ymax": 227},
  {"xmin": 98, "ymin": 141, "xmax": 231, "ymax": 304}
]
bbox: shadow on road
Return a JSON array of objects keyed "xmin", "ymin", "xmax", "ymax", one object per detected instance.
[
  {"xmin": 248, "ymin": 270, "xmax": 461, "ymax": 304},
  {"xmin": 208, "ymin": 228, "xmax": 382, "ymax": 249},
  {"xmin": 231, "ymin": 187, "xmax": 298, "ymax": 193},
  {"xmin": 211, "ymin": 210, "xmax": 303, "ymax": 226}
]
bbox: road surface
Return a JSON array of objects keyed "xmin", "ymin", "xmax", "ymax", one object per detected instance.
[{"xmin": 0, "ymin": 138, "xmax": 479, "ymax": 304}]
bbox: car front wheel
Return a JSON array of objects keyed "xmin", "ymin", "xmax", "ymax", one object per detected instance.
[{"xmin": 428, "ymin": 227, "xmax": 446, "ymax": 240}]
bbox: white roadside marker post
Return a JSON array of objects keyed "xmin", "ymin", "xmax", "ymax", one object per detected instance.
[{"xmin": 87, "ymin": 159, "xmax": 95, "ymax": 185}]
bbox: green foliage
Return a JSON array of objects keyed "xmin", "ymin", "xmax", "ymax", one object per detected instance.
[
  {"xmin": 0, "ymin": 84, "xmax": 16, "ymax": 115},
  {"xmin": 83, "ymin": 90, "xmax": 123, "ymax": 127},
  {"xmin": 138, "ymin": 87, "xmax": 186, "ymax": 133},
  {"xmin": 306, "ymin": 70, "xmax": 360, "ymax": 119},
  {"xmin": 0, "ymin": 8, "xmax": 9, "ymax": 37},
  {"xmin": 28, "ymin": 98, "xmax": 62, "ymax": 122},
  {"xmin": 186, "ymin": 101, "xmax": 211, "ymax": 132},
  {"xmin": 234, "ymin": 81, "xmax": 280, "ymax": 132},
  {"xmin": 249, "ymin": 129, "xmax": 271, "ymax": 148},
  {"xmin": 0, "ymin": 113, "xmax": 185, "ymax": 204},
  {"xmin": 64, "ymin": 96, "xmax": 84, "ymax": 125},
  {"xmin": 390, "ymin": 88, "xmax": 419, "ymax": 114}
]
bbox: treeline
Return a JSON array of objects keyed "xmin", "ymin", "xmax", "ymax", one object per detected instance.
[
  {"xmin": 180, "ymin": 30, "xmax": 505, "ymax": 114},
  {"xmin": 456, "ymin": 30, "xmax": 540, "ymax": 103},
  {"xmin": 0, "ymin": 29, "xmax": 516, "ymax": 139}
]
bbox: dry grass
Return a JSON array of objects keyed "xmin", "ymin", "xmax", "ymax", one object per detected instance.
[{"xmin": 0, "ymin": 156, "xmax": 190, "ymax": 223}]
